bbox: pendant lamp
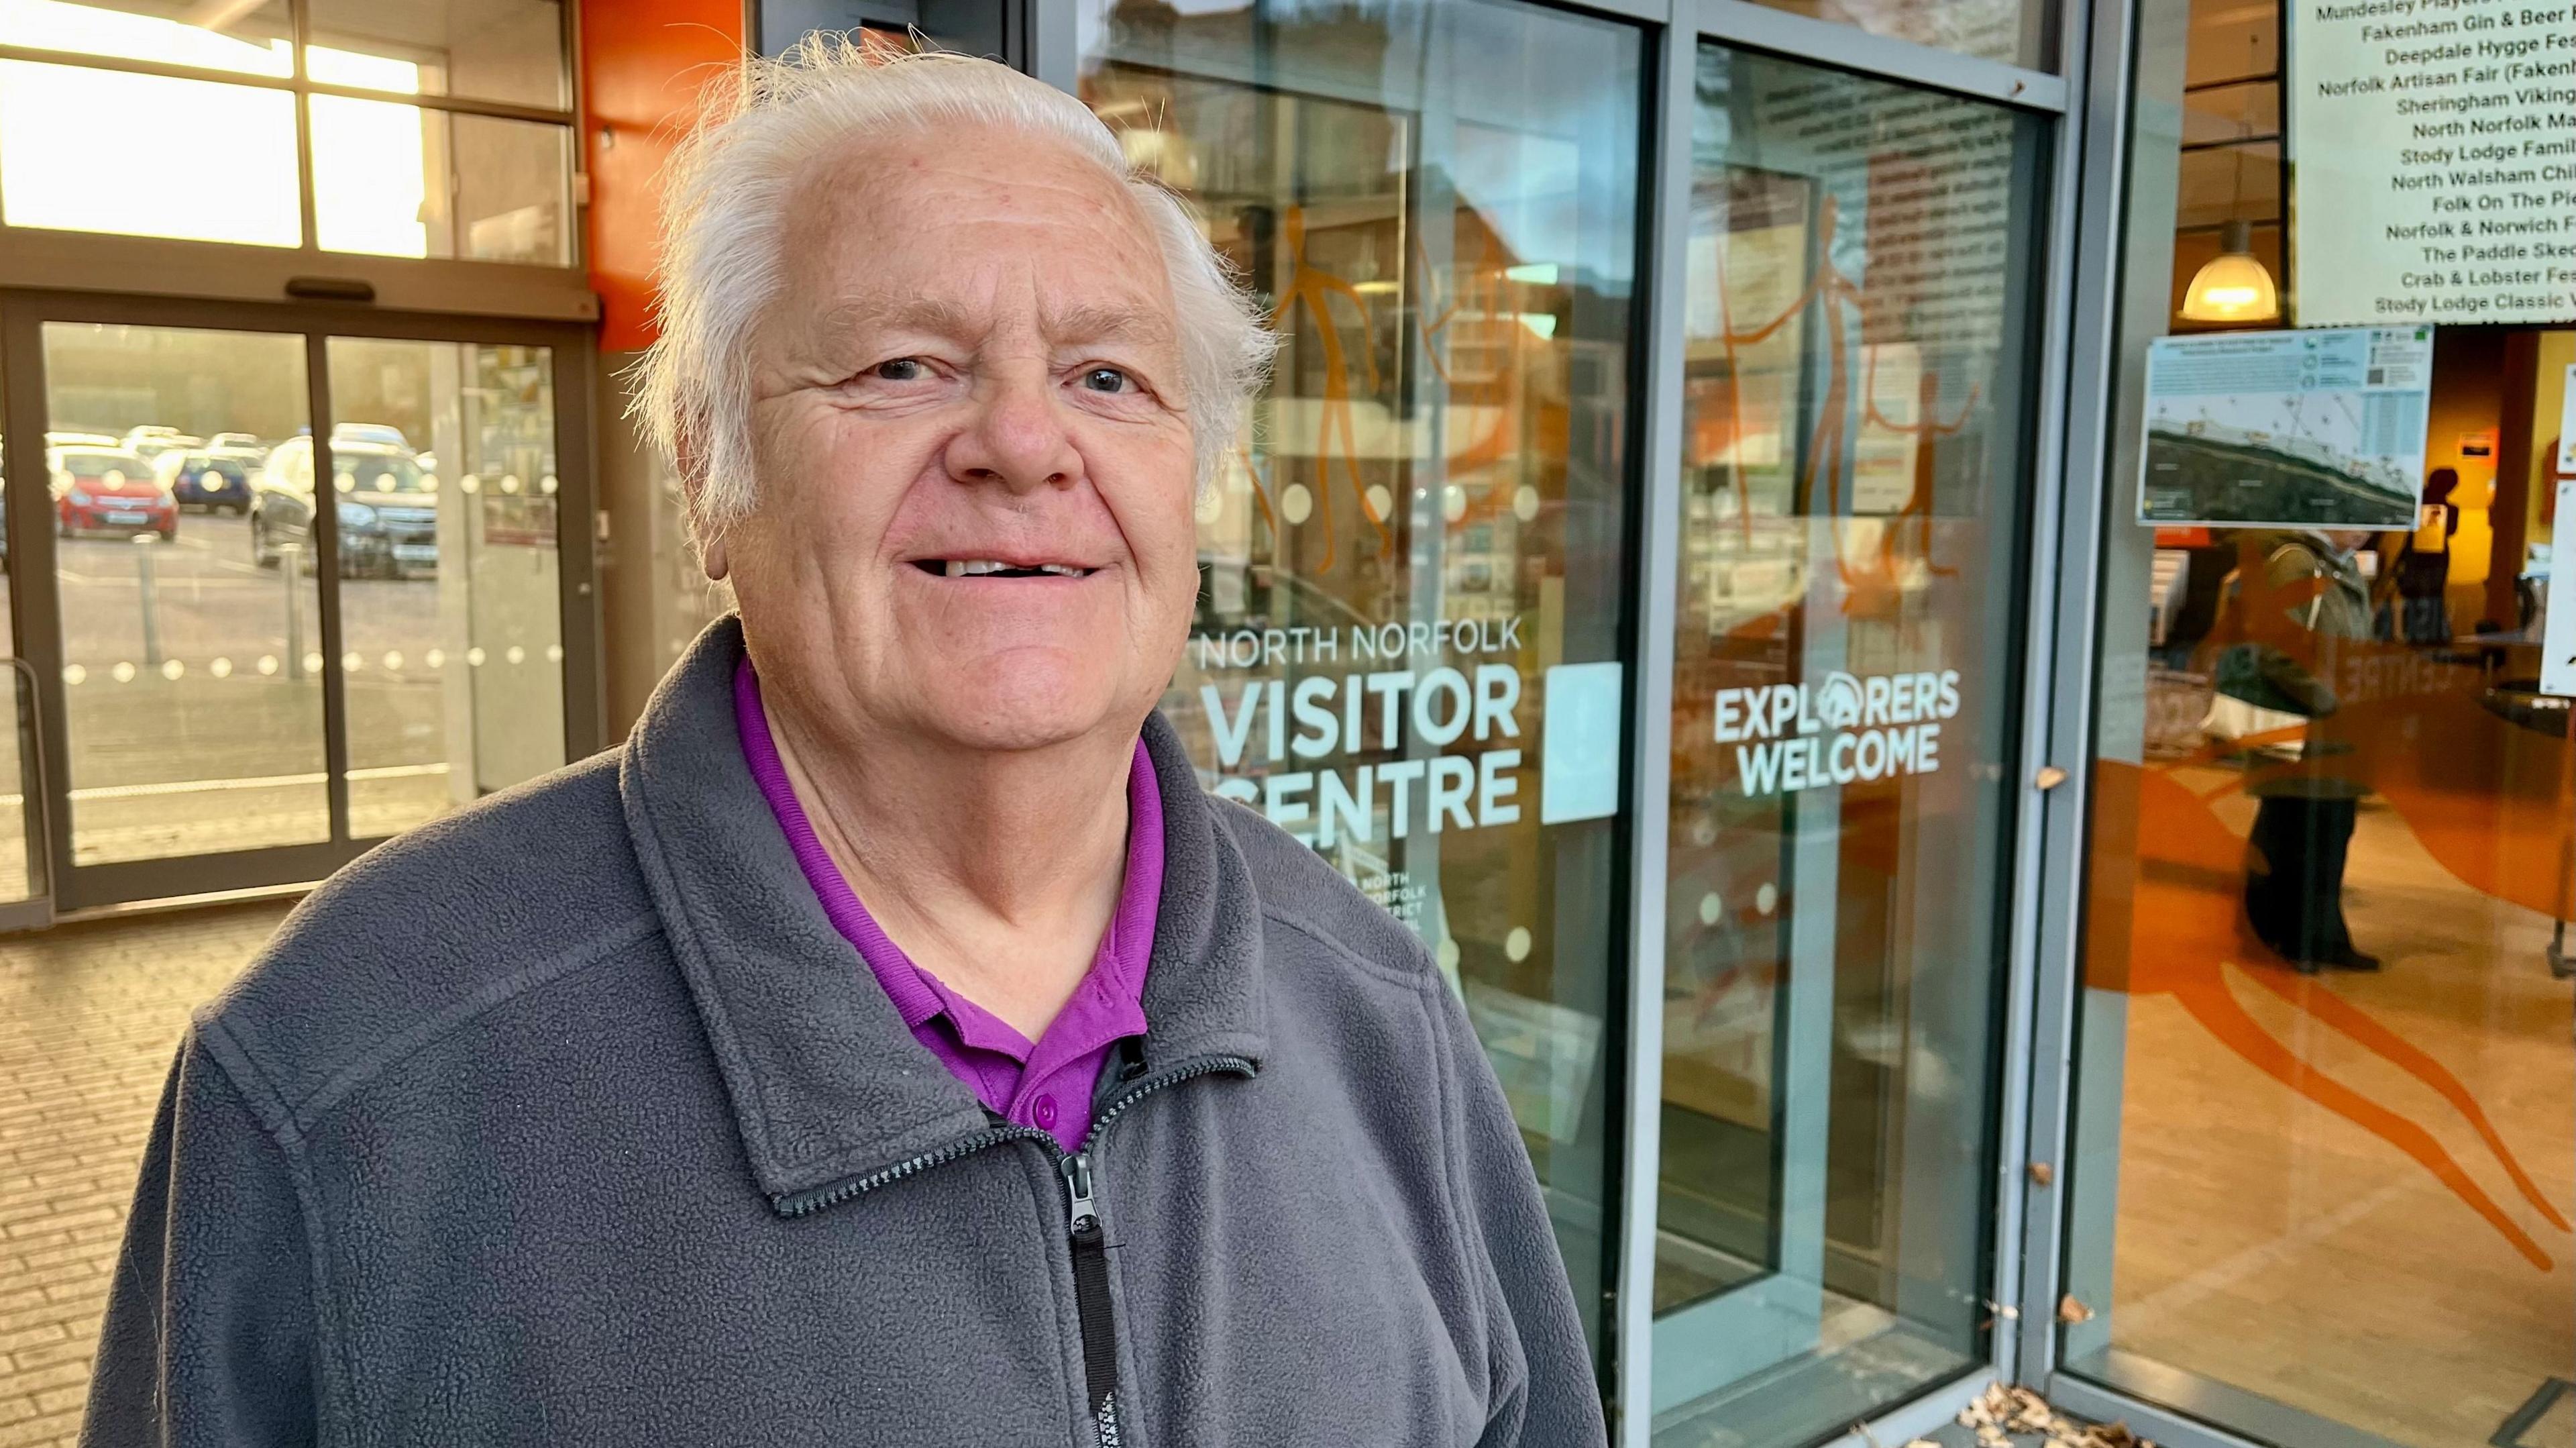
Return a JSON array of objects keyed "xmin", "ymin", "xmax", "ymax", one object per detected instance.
[{"xmin": 2182, "ymin": 218, "xmax": 2279, "ymax": 323}]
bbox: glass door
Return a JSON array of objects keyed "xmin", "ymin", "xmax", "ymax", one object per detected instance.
[
  {"xmin": 1648, "ymin": 42, "xmax": 2048, "ymax": 1444},
  {"xmin": 0, "ymin": 292, "xmax": 596, "ymax": 909},
  {"xmin": 1075, "ymin": 0, "xmax": 1650, "ymax": 1357}
]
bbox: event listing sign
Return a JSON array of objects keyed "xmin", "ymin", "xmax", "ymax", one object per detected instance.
[{"xmin": 2288, "ymin": 0, "xmax": 2576, "ymax": 326}]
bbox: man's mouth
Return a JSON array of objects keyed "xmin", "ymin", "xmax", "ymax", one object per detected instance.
[{"xmin": 911, "ymin": 559, "xmax": 1096, "ymax": 579}]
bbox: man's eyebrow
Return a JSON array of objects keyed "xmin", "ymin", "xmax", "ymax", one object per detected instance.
[
  {"xmin": 812, "ymin": 295, "xmax": 983, "ymax": 342},
  {"xmin": 1045, "ymin": 303, "xmax": 1176, "ymax": 347}
]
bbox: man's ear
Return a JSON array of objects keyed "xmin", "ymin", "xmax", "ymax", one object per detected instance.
[{"xmin": 673, "ymin": 435, "xmax": 729, "ymax": 580}]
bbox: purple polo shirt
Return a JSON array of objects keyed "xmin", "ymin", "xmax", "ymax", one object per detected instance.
[{"xmin": 733, "ymin": 660, "xmax": 1158, "ymax": 1154}]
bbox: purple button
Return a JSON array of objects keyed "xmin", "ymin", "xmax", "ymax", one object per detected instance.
[{"xmin": 1033, "ymin": 1095, "xmax": 1059, "ymax": 1130}]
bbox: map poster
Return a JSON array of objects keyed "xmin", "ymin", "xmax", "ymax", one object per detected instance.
[
  {"xmin": 2288, "ymin": 0, "xmax": 2576, "ymax": 327},
  {"xmin": 2137, "ymin": 326, "xmax": 2434, "ymax": 529}
]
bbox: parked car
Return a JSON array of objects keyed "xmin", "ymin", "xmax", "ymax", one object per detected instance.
[
  {"xmin": 121, "ymin": 427, "xmax": 202, "ymax": 468},
  {"xmin": 50, "ymin": 446, "xmax": 176, "ymax": 540},
  {"xmin": 156, "ymin": 448, "xmax": 259, "ymax": 514},
  {"xmin": 205, "ymin": 431, "xmax": 262, "ymax": 452},
  {"xmin": 251, "ymin": 435, "xmax": 438, "ymax": 576}
]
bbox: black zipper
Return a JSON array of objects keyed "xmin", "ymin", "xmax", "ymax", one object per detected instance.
[{"xmin": 771, "ymin": 1054, "xmax": 1256, "ymax": 1446}]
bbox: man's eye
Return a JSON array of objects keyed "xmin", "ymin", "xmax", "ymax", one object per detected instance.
[
  {"xmin": 1081, "ymin": 367, "xmax": 1133, "ymax": 394},
  {"xmin": 871, "ymin": 358, "xmax": 924, "ymax": 382}
]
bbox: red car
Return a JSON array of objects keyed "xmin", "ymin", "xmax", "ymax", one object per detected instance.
[{"xmin": 50, "ymin": 446, "xmax": 176, "ymax": 540}]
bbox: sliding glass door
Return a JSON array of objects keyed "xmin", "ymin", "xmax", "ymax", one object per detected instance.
[{"xmin": 0, "ymin": 291, "xmax": 598, "ymax": 909}]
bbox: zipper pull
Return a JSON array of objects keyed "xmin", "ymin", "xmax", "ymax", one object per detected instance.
[{"xmin": 1061, "ymin": 1151, "xmax": 1099, "ymax": 1236}]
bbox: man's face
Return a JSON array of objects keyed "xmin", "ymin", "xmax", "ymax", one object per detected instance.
[{"xmin": 725, "ymin": 124, "xmax": 1199, "ymax": 756}]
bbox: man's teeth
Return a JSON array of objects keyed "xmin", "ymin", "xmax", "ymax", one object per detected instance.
[{"xmin": 940, "ymin": 560, "xmax": 1091, "ymax": 578}]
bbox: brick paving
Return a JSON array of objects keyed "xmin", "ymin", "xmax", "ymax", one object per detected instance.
[{"xmin": 0, "ymin": 902, "xmax": 292, "ymax": 1447}]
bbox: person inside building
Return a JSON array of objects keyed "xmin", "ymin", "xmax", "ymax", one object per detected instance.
[
  {"xmin": 79, "ymin": 42, "xmax": 1604, "ymax": 1448},
  {"xmin": 2210, "ymin": 527, "xmax": 2381, "ymax": 972},
  {"xmin": 2392, "ymin": 466, "xmax": 2459, "ymax": 646}
]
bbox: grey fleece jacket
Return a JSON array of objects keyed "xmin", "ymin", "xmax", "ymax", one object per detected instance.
[{"xmin": 81, "ymin": 618, "xmax": 1606, "ymax": 1448}]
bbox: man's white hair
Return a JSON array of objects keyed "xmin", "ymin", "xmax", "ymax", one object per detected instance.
[{"xmin": 631, "ymin": 37, "xmax": 1275, "ymax": 541}]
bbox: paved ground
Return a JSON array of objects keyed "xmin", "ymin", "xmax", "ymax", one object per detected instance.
[{"xmin": 0, "ymin": 900, "xmax": 291, "ymax": 1447}]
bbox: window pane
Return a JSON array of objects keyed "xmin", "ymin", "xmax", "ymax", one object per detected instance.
[
  {"xmin": 0, "ymin": 62, "xmax": 299, "ymax": 246},
  {"xmin": 325, "ymin": 338, "xmax": 564, "ymax": 838},
  {"xmin": 1085, "ymin": 0, "xmax": 1646, "ymax": 1354},
  {"xmin": 1652, "ymin": 44, "xmax": 2044, "ymax": 1441},
  {"xmin": 310, "ymin": 98, "xmax": 572, "ymax": 264},
  {"xmin": 42, "ymin": 323, "xmax": 326, "ymax": 864},
  {"xmin": 1744, "ymin": 0, "xmax": 2050, "ymax": 70},
  {"xmin": 305, "ymin": 0, "xmax": 566, "ymax": 111},
  {"xmin": 0, "ymin": 0, "xmax": 291, "ymax": 79}
]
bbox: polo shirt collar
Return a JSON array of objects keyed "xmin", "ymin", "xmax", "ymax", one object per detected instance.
[{"xmin": 618, "ymin": 617, "xmax": 1267, "ymax": 1205}]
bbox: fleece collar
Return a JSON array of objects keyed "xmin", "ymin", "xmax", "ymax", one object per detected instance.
[{"xmin": 618, "ymin": 617, "xmax": 1268, "ymax": 1204}]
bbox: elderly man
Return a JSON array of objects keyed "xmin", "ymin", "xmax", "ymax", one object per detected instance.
[{"xmin": 83, "ymin": 42, "xmax": 1602, "ymax": 1448}]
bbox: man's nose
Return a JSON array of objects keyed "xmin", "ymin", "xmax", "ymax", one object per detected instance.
[{"xmin": 944, "ymin": 369, "xmax": 1081, "ymax": 495}]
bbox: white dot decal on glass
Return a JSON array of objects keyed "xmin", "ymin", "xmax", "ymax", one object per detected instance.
[
  {"xmin": 539, "ymin": 475, "xmax": 558, "ymax": 496},
  {"xmin": 104, "ymin": 469, "xmax": 125, "ymax": 488},
  {"xmin": 425, "ymin": 648, "xmax": 445, "ymax": 670},
  {"xmin": 1281, "ymin": 483, "xmax": 1312, "ymax": 525},
  {"xmin": 1688, "ymin": 817, "xmax": 1717, "ymax": 847},
  {"xmin": 334, "ymin": 473, "xmax": 354, "ymax": 493},
  {"xmin": 374, "ymin": 474, "xmax": 396, "ymax": 491},
  {"xmin": 303, "ymin": 651, "xmax": 324, "ymax": 675},
  {"xmin": 545, "ymin": 643, "xmax": 564, "ymax": 664},
  {"xmin": 1365, "ymin": 483, "xmax": 1392, "ymax": 520},
  {"xmin": 1435, "ymin": 937, "xmax": 1460, "ymax": 972},
  {"xmin": 1699, "ymin": 892, "xmax": 1724, "ymax": 926},
  {"xmin": 1756, "ymin": 882, "xmax": 1778, "ymax": 916},
  {"xmin": 1194, "ymin": 489, "xmax": 1223, "ymax": 524},
  {"xmin": 111, "ymin": 662, "xmax": 136, "ymax": 684},
  {"xmin": 382, "ymin": 651, "xmax": 403, "ymax": 672},
  {"xmin": 257, "ymin": 655, "xmax": 279, "ymax": 676},
  {"xmin": 460, "ymin": 476, "xmax": 481, "ymax": 494},
  {"xmin": 1513, "ymin": 485, "xmax": 1541, "ymax": 522},
  {"xmin": 420, "ymin": 474, "xmax": 438, "ymax": 493},
  {"xmin": 342, "ymin": 652, "xmax": 362, "ymax": 672},
  {"xmin": 504, "ymin": 645, "xmax": 526, "ymax": 666},
  {"xmin": 160, "ymin": 659, "xmax": 184, "ymax": 680},
  {"xmin": 61, "ymin": 664, "xmax": 85, "ymax": 686},
  {"xmin": 1505, "ymin": 927, "xmax": 1532, "ymax": 963},
  {"xmin": 500, "ymin": 475, "xmax": 521, "ymax": 495},
  {"xmin": 210, "ymin": 658, "xmax": 233, "ymax": 678},
  {"xmin": 466, "ymin": 648, "xmax": 487, "ymax": 668},
  {"xmin": 1441, "ymin": 484, "xmax": 1467, "ymax": 523}
]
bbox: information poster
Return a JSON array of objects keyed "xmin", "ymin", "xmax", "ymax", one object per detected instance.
[
  {"xmin": 2544, "ymin": 477, "xmax": 2576, "ymax": 696},
  {"xmin": 2288, "ymin": 0, "xmax": 2576, "ymax": 326},
  {"xmin": 2137, "ymin": 326, "xmax": 2433, "ymax": 528}
]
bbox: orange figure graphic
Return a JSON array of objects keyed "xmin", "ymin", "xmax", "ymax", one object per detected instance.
[
  {"xmin": 1701, "ymin": 194, "xmax": 1978, "ymax": 600},
  {"xmin": 1267, "ymin": 206, "xmax": 1387, "ymax": 573},
  {"xmin": 2085, "ymin": 538, "xmax": 2573, "ymax": 1270},
  {"xmin": 2099, "ymin": 760, "xmax": 2569, "ymax": 1270}
]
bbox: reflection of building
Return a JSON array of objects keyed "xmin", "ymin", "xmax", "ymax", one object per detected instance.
[{"xmin": 0, "ymin": 5, "xmax": 2565, "ymax": 1448}]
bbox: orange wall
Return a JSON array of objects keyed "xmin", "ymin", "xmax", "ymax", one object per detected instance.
[{"xmin": 582, "ymin": 0, "xmax": 746, "ymax": 353}]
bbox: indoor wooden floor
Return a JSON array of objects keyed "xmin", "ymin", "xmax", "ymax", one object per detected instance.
[{"xmin": 2108, "ymin": 789, "xmax": 2576, "ymax": 1448}]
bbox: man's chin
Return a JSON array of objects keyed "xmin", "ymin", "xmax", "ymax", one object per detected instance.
[{"xmin": 912, "ymin": 682, "xmax": 1134, "ymax": 757}]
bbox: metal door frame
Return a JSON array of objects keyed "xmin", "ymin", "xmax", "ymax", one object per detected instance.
[{"xmin": 0, "ymin": 288, "xmax": 601, "ymax": 912}]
